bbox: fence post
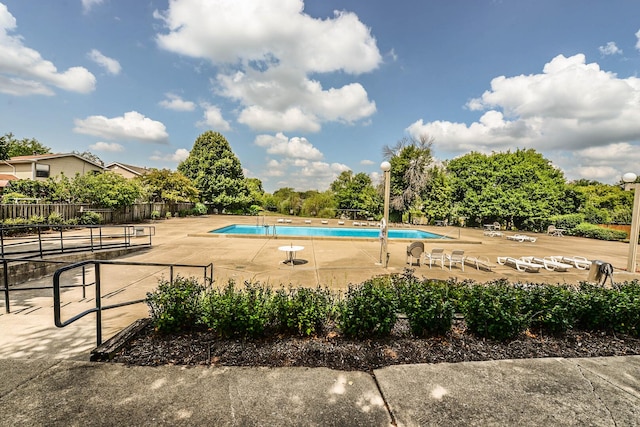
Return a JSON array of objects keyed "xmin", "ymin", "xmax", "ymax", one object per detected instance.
[
  {"xmin": 3, "ymin": 259, "xmax": 9, "ymax": 313},
  {"xmin": 95, "ymin": 262, "xmax": 102, "ymax": 346}
]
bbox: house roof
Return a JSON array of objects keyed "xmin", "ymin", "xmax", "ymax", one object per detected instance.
[
  {"xmin": 0, "ymin": 174, "xmax": 18, "ymax": 188},
  {"xmin": 106, "ymin": 162, "xmax": 150, "ymax": 177},
  {"xmin": 7, "ymin": 153, "xmax": 105, "ymax": 169}
]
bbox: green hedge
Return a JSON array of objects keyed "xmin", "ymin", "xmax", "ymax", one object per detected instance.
[
  {"xmin": 573, "ymin": 223, "xmax": 627, "ymax": 241},
  {"xmin": 145, "ymin": 275, "xmax": 640, "ymax": 341}
]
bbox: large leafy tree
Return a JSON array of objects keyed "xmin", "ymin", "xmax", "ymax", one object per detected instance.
[
  {"xmin": 566, "ymin": 179, "xmax": 633, "ymax": 224},
  {"xmin": 301, "ymin": 190, "xmax": 336, "ymax": 217},
  {"xmin": 447, "ymin": 149, "xmax": 566, "ymax": 229},
  {"xmin": 139, "ymin": 168, "xmax": 199, "ymax": 203},
  {"xmin": 72, "ymin": 172, "xmax": 142, "ymax": 208},
  {"xmin": 1, "ymin": 133, "xmax": 51, "ymax": 158},
  {"xmin": 272, "ymin": 187, "xmax": 302, "ymax": 215},
  {"xmin": 421, "ymin": 165, "xmax": 452, "ymax": 222},
  {"xmin": 178, "ymin": 131, "xmax": 251, "ymax": 211},
  {"xmin": 382, "ymin": 135, "xmax": 434, "ymax": 222},
  {"xmin": 330, "ymin": 170, "xmax": 381, "ymax": 216}
]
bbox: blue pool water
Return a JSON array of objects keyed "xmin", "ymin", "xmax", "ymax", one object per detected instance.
[{"xmin": 210, "ymin": 224, "xmax": 447, "ymax": 239}]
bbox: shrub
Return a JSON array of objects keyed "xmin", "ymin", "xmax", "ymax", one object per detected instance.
[
  {"xmin": 574, "ymin": 283, "xmax": 612, "ymax": 331},
  {"xmin": 178, "ymin": 209, "xmax": 190, "ymax": 217},
  {"xmin": 397, "ymin": 279, "xmax": 454, "ymax": 337},
  {"xmin": 165, "ymin": 211, "xmax": 172, "ymax": 219},
  {"xmin": 521, "ymin": 284, "xmax": 576, "ymax": 335},
  {"xmin": 200, "ymin": 281, "xmax": 274, "ymax": 338},
  {"xmin": 1, "ymin": 192, "xmax": 28, "ymax": 204},
  {"xmin": 272, "ymin": 286, "xmax": 334, "ymax": 336},
  {"xmin": 463, "ymin": 281, "xmax": 527, "ymax": 341},
  {"xmin": 610, "ymin": 281, "xmax": 640, "ymax": 336},
  {"xmin": 47, "ymin": 211, "xmax": 64, "ymax": 225},
  {"xmin": 337, "ymin": 277, "xmax": 397, "ymax": 338},
  {"xmin": 146, "ymin": 276, "xmax": 205, "ymax": 333},
  {"xmin": 548, "ymin": 214, "xmax": 585, "ymax": 234},
  {"xmin": 79, "ymin": 211, "xmax": 102, "ymax": 225},
  {"xmin": 192, "ymin": 203, "xmax": 207, "ymax": 216},
  {"xmin": 65, "ymin": 217, "xmax": 80, "ymax": 226},
  {"xmin": 573, "ymin": 223, "xmax": 627, "ymax": 241},
  {"xmin": 151, "ymin": 210, "xmax": 161, "ymax": 220}
]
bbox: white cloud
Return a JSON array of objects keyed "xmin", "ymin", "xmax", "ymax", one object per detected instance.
[
  {"xmin": 197, "ymin": 103, "xmax": 231, "ymax": 131},
  {"xmin": 154, "ymin": 0, "xmax": 380, "ymax": 132},
  {"xmin": 159, "ymin": 93, "xmax": 196, "ymax": 111},
  {"xmin": 87, "ymin": 49, "xmax": 121, "ymax": 75},
  {"xmin": 90, "ymin": 141, "xmax": 124, "ymax": 152},
  {"xmin": 255, "ymin": 132, "xmax": 323, "ymax": 160},
  {"xmin": 74, "ymin": 111, "xmax": 170, "ymax": 144},
  {"xmin": 360, "ymin": 159, "xmax": 374, "ymax": 166},
  {"xmin": 407, "ymin": 53, "xmax": 640, "ymax": 183},
  {"xmin": 251, "ymin": 132, "xmax": 349, "ymax": 190},
  {"xmin": 636, "ymin": 29, "xmax": 640, "ymax": 50},
  {"xmin": 409, "ymin": 54, "xmax": 640, "ymax": 152},
  {"xmin": 598, "ymin": 41, "xmax": 622, "ymax": 56},
  {"xmin": 150, "ymin": 148, "xmax": 190, "ymax": 163},
  {"xmin": 82, "ymin": 0, "xmax": 104, "ymax": 14},
  {"xmin": 0, "ymin": 4, "xmax": 96, "ymax": 95}
]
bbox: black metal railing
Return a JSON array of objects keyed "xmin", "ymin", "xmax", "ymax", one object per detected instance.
[
  {"xmin": 53, "ymin": 259, "xmax": 213, "ymax": 346},
  {"xmin": 1, "ymin": 257, "xmax": 95, "ymax": 313},
  {"xmin": 0, "ymin": 224, "xmax": 155, "ymax": 259}
]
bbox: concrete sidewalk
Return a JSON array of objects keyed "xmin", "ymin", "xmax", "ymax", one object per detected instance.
[{"xmin": 1, "ymin": 356, "xmax": 639, "ymax": 426}]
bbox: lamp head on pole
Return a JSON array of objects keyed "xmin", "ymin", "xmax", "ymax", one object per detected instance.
[
  {"xmin": 623, "ymin": 172, "xmax": 637, "ymax": 183},
  {"xmin": 380, "ymin": 161, "xmax": 391, "ymax": 172}
]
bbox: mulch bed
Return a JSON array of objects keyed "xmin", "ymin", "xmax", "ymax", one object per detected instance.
[{"xmin": 110, "ymin": 319, "xmax": 640, "ymax": 371}]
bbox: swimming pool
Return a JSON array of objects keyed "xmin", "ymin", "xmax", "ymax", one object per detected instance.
[{"xmin": 210, "ymin": 224, "xmax": 447, "ymax": 239}]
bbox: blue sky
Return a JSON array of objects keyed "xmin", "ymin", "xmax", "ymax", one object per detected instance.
[{"xmin": 1, "ymin": 0, "xmax": 640, "ymax": 192}]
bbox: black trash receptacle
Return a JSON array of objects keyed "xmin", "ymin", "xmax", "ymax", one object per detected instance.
[{"xmin": 588, "ymin": 260, "xmax": 613, "ymax": 285}]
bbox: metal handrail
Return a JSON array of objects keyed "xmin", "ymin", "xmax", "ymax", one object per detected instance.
[
  {"xmin": 0, "ymin": 224, "xmax": 155, "ymax": 258},
  {"xmin": 1, "ymin": 257, "xmax": 92, "ymax": 313},
  {"xmin": 53, "ymin": 259, "xmax": 214, "ymax": 346}
]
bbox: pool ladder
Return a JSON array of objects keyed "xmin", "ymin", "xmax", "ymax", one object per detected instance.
[{"xmin": 261, "ymin": 224, "xmax": 277, "ymax": 237}]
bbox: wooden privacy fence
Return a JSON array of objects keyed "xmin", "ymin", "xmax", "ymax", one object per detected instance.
[{"xmin": 0, "ymin": 202, "xmax": 195, "ymax": 224}]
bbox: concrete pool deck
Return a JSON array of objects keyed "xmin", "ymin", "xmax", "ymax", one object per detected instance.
[{"xmin": 1, "ymin": 214, "xmax": 639, "ymax": 361}]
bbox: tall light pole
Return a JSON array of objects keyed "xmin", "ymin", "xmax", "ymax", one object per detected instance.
[
  {"xmin": 623, "ymin": 172, "xmax": 640, "ymax": 273},
  {"xmin": 380, "ymin": 161, "xmax": 391, "ymax": 267}
]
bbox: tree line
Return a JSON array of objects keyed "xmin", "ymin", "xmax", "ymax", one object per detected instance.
[{"xmin": 2, "ymin": 131, "xmax": 636, "ymax": 232}]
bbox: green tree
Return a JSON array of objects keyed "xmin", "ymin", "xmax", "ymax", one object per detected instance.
[
  {"xmin": 421, "ymin": 165, "xmax": 452, "ymax": 222},
  {"xmin": 246, "ymin": 178, "xmax": 266, "ymax": 207},
  {"xmin": 447, "ymin": 149, "xmax": 566, "ymax": 229},
  {"xmin": 383, "ymin": 135, "xmax": 434, "ymax": 223},
  {"xmin": 2, "ymin": 133, "xmax": 51, "ymax": 157},
  {"xmin": 301, "ymin": 190, "xmax": 336, "ymax": 217},
  {"xmin": 72, "ymin": 171, "xmax": 142, "ymax": 208},
  {"xmin": 330, "ymin": 171, "xmax": 381, "ymax": 217},
  {"xmin": 139, "ymin": 169, "xmax": 199, "ymax": 203},
  {"xmin": 272, "ymin": 187, "xmax": 302, "ymax": 215},
  {"xmin": 178, "ymin": 131, "xmax": 251, "ymax": 212},
  {"xmin": 566, "ymin": 180, "xmax": 633, "ymax": 224},
  {"xmin": 72, "ymin": 150, "xmax": 104, "ymax": 166}
]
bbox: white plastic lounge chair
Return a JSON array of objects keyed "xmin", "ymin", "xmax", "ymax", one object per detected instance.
[
  {"xmin": 506, "ymin": 234, "xmax": 536, "ymax": 243},
  {"xmin": 550, "ymin": 256, "xmax": 590, "ymax": 270},
  {"xmin": 497, "ymin": 256, "xmax": 543, "ymax": 272},
  {"xmin": 337, "ymin": 221, "xmax": 345, "ymax": 225},
  {"xmin": 521, "ymin": 256, "xmax": 572, "ymax": 272},
  {"xmin": 285, "ymin": 219, "xmax": 292, "ymax": 223},
  {"xmin": 353, "ymin": 221, "xmax": 361, "ymax": 226},
  {"xmin": 423, "ymin": 248, "xmax": 446, "ymax": 269},
  {"xmin": 277, "ymin": 218, "xmax": 284, "ymax": 223},
  {"xmin": 406, "ymin": 241, "xmax": 425, "ymax": 266},
  {"xmin": 304, "ymin": 219, "xmax": 311, "ymax": 224},
  {"xmin": 321, "ymin": 220, "xmax": 328, "ymax": 225},
  {"xmin": 446, "ymin": 249, "xmax": 465, "ymax": 271},
  {"xmin": 465, "ymin": 256, "xmax": 496, "ymax": 272},
  {"xmin": 484, "ymin": 229, "xmax": 504, "ymax": 237}
]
